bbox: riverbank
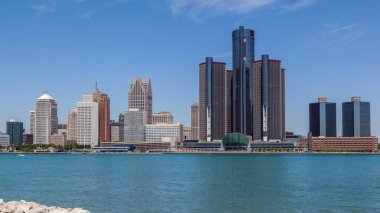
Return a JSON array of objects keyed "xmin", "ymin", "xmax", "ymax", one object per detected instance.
[{"xmin": 0, "ymin": 199, "xmax": 90, "ymax": 213}]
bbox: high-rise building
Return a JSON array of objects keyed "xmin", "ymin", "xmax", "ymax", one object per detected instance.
[
  {"xmin": 199, "ymin": 57, "xmax": 230, "ymax": 141},
  {"xmin": 77, "ymin": 95, "xmax": 99, "ymax": 146},
  {"xmin": 118, "ymin": 113, "xmax": 125, "ymax": 142},
  {"xmin": 191, "ymin": 103, "xmax": 199, "ymax": 140},
  {"xmin": 29, "ymin": 111, "xmax": 35, "ymax": 135},
  {"xmin": 6, "ymin": 120, "xmax": 23, "ymax": 146},
  {"xmin": 253, "ymin": 55, "xmax": 286, "ymax": 141},
  {"xmin": 342, "ymin": 97, "xmax": 371, "ymax": 137},
  {"xmin": 309, "ymin": 97, "xmax": 337, "ymax": 137},
  {"xmin": 183, "ymin": 126, "xmax": 192, "ymax": 140},
  {"xmin": 110, "ymin": 121, "xmax": 120, "ymax": 142},
  {"xmin": 232, "ymin": 26, "xmax": 255, "ymax": 136},
  {"xmin": 93, "ymin": 84, "xmax": 111, "ymax": 142},
  {"xmin": 34, "ymin": 93, "xmax": 58, "ymax": 144},
  {"xmin": 67, "ymin": 109, "xmax": 77, "ymax": 142},
  {"xmin": 128, "ymin": 78, "xmax": 152, "ymax": 124},
  {"xmin": 124, "ymin": 109, "xmax": 146, "ymax": 142},
  {"xmin": 152, "ymin": 112, "xmax": 174, "ymax": 124}
]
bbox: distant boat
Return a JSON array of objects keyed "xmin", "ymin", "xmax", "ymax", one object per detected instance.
[{"xmin": 18, "ymin": 154, "xmax": 26, "ymax": 157}]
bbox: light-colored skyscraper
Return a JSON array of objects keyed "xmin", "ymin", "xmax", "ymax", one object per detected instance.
[
  {"xmin": 152, "ymin": 112, "xmax": 174, "ymax": 124},
  {"xmin": 191, "ymin": 103, "xmax": 199, "ymax": 140},
  {"xmin": 67, "ymin": 109, "xmax": 77, "ymax": 142},
  {"xmin": 128, "ymin": 78, "xmax": 152, "ymax": 124},
  {"xmin": 34, "ymin": 93, "xmax": 58, "ymax": 144},
  {"xmin": 77, "ymin": 95, "xmax": 99, "ymax": 146},
  {"xmin": 92, "ymin": 84, "xmax": 111, "ymax": 142},
  {"xmin": 123, "ymin": 109, "xmax": 146, "ymax": 142},
  {"xmin": 29, "ymin": 111, "xmax": 35, "ymax": 135}
]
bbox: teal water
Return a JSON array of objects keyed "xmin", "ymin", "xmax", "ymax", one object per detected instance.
[{"xmin": 1, "ymin": 154, "xmax": 380, "ymax": 212}]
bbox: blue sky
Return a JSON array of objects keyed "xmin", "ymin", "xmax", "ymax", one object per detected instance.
[{"xmin": 0, "ymin": 0, "xmax": 379, "ymax": 136}]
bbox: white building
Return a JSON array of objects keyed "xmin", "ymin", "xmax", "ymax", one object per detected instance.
[
  {"xmin": 34, "ymin": 93, "xmax": 58, "ymax": 144},
  {"xmin": 124, "ymin": 109, "xmax": 146, "ymax": 142},
  {"xmin": 145, "ymin": 123, "xmax": 183, "ymax": 146},
  {"xmin": 77, "ymin": 95, "xmax": 99, "ymax": 147},
  {"xmin": 29, "ymin": 111, "xmax": 35, "ymax": 135},
  {"xmin": 0, "ymin": 133, "xmax": 10, "ymax": 147},
  {"xmin": 111, "ymin": 122, "xmax": 120, "ymax": 142}
]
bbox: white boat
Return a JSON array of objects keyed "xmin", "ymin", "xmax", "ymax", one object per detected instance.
[{"xmin": 18, "ymin": 154, "xmax": 26, "ymax": 157}]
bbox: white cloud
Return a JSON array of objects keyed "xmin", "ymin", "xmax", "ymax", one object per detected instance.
[
  {"xmin": 31, "ymin": 0, "xmax": 58, "ymax": 13},
  {"xmin": 169, "ymin": 0, "xmax": 319, "ymax": 21}
]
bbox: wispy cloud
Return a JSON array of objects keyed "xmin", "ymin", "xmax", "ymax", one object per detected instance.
[
  {"xmin": 31, "ymin": 0, "xmax": 58, "ymax": 14},
  {"xmin": 304, "ymin": 23, "xmax": 366, "ymax": 48},
  {"xmin": 169, "ymin": 0, "xmax": 319, "ymax": 21},
  {"xmin": 282, "ymin": 0, "xmax": 317, "ymax": 11},
  {"xmin": 78, "ymin": 0, "xmax": 129, "ymax": 20}
]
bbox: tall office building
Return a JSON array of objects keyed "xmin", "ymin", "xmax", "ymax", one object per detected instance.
[
  {"xmin": 93, "ymin": 84, "xmax": 111, "ymax": 142},
  {"xmin": 342, "ymin": 97, "xmax": 371, "ymax": 137},
  {"xmin": 6, "ymin": 120, "xmax": 23, "ymax": 146},
  {"xmin": 29, "ymin": 111, "xmax": 35, "ymax": 135},
  {"xmin": 123, "ymin": 109, "xmax": 146, "ymax": 142},
  {"xmin": 191, "ymin": 103, "xmax": 199, "ymax": 140},
  {"xmin": 67, "ymin": 109, "xmax": 77, "ymax": 142},
  {"xmin": 232, "ymin": 26, "xmax": 255, "ymax": 136},
  {"xmin": 118, "ymin": 113, "xmax": 125, "ymax": 142},
  {"xmin": 34, "ymin": 93, "xmax": 58, "ymax": 144},
  {"xmin": 309, "ymin": 97, "xmax": 337, "ymax": 137},
  {"xmin": 110, "ymin": 121, "xmax": 120, "ymax": 142},
  {"xmin": 153, "ymin": 112, "xmax": 174, "ymax": 124},
  {"xmin": 77, "ymin": 95, "xmax": 99, "ymax": 146},
  {"xmin": 199, "ymin": 57, "xmax": 230, "ymax": 141},
  {"xmin": 253, "ymin": 55, "xmax": 286, "ymax": 141},
  {"xmin": 128, "ymin": 78, "xmax": 153, "ymax": 124}
]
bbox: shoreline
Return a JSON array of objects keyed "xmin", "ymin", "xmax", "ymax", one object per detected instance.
[{"xmin": 1, "ymin": 151, "xmax": 380, "ymax": 155}]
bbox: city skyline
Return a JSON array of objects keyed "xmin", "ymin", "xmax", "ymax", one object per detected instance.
[{"xmin": 0, "ymin": 1, "xmax": 379, "ymax": 136}]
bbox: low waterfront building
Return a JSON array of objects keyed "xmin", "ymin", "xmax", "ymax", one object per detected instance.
[
  {"xmin": 309, "ymin": 136, "xmax": 378, "ymax": 152},
  {"xmin": 0, "ymin": 133, "xmax": 10, "ymax": 147},
  {"xmin": 50, "ymin": 133, "xmax": 67, "ymax": 146},
  {"xmin": 23, "ymin": 133, "xmax": 33, "ymax": 145},
  {"xmin": 145, "ymin": 123, "xmax": 183, "ymax": 147}
]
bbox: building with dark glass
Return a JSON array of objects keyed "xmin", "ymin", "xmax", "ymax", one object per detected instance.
[
  {"xmin": 232, "ymin": 26, "xmax": 255, "ymax": 137},
  {"xmin": 309, "ymin": 97, "xmax": 336, "ymax": 137},
  {"xmin": 342, "ymin": 97, "xmax": 371, "ymax": 137},
  {"xmin": 6, "ymin": 120, "xmax": 24, "ymax": 146},
  {"xmin": 199, "ymin": 57, "xmax": 230, "ymax": 141},
  {"xmin": 252, "ymin": 55, "xmax": 286, "ymax": 141}
]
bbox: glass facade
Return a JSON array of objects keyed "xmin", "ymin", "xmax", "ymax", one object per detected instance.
[
  {"xmin": 232, "ymin": 26, "xmax": 254, "ymax": 136},
  {"xmin": 6, "ymin": 121, "xmax": 23, "ymax": 146},
  {"xmin": 309, "ymin": 101, "xmax": 336, "ymax": 137},
  {"xmin": 222, "ymin": 133, "xmax": 249, "ymax": 151},
  {"xmin": 343, "ymin": 100, "xmax": 370, "ymax": 137}
]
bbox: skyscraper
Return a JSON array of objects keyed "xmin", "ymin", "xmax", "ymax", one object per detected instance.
[
  {"xmin": 93, "ymin": 84, "xmax": 111, "ymax": 142},
  {"xmin": 29, "ymin": 111, "xmax": 35, "ymax": 135},
  {"xmin": 6, "ymin": 120, "xmax": 23, "ymax": 146},
  {"xmin": 199, "ymin": 57, "xmax": 230, "ymax": 141},
  {"xmin": 34, "ymin": 93, "xmax": 58, "ymax": 144},
  {"xmin": 77, "ymin": 95, "xmax": 99, "ymax": 146},
  {"xmin": 118, "ymin": 113, "xmax": 125, "ymax": 142},
  {"xmin": 191, "ymin": 102, "xmax": 199, "ymax": 140},
  {"xmin": 342, "ymin": 97, "xmax": 371, "ymax": 137},
  {"xmin": 123, "ymin": 109, "xmax": 146, "ymax": 142},
  {"xmin": 309, "ymin": 97, "xmax": 337, "ymax": 137},
  {"xmin": 67, "ymin": 109, "xmax": 77, "ymax": 142},
  {"xmin": 128, "ymin": 78, "xmax": 153, "ymax": 124},
  {"xmin": 253, "ymin": 55, "xmax": 286, "ymax": 141},
  {"xmin": 232, "ymin": 26, "xmax": 255, "ymax": 136}
]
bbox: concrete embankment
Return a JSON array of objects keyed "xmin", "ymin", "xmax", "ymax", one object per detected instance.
[{"xmin": 0, "ymin": 199, "xmax": 90, "ymax": 213}]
